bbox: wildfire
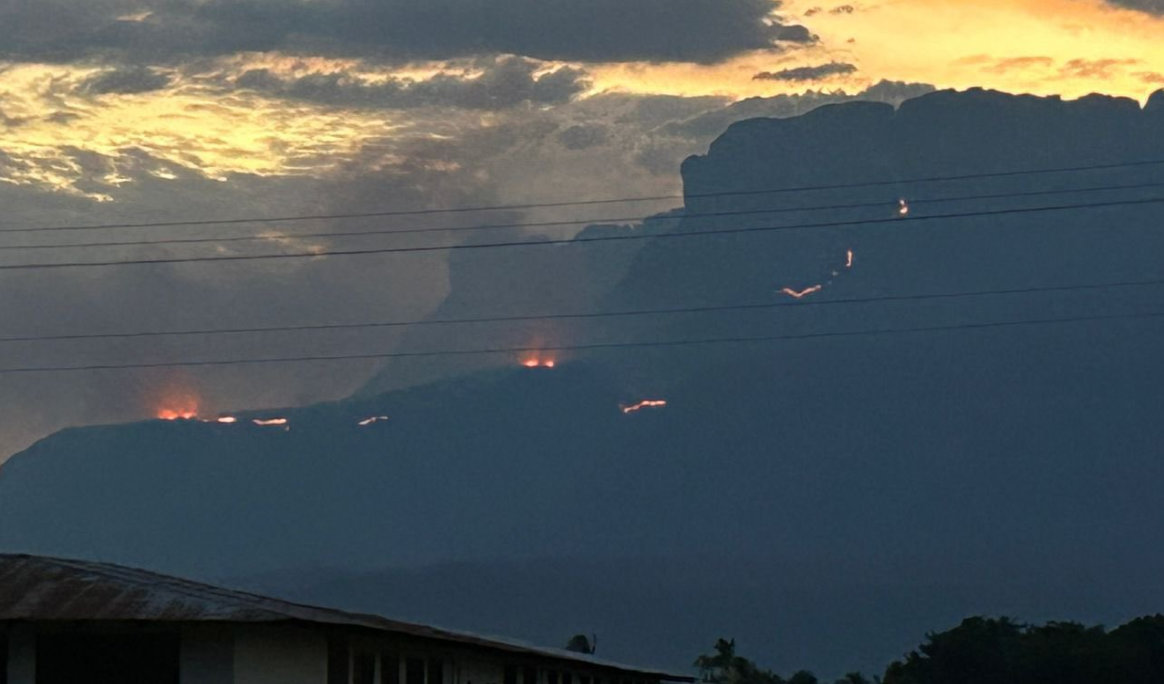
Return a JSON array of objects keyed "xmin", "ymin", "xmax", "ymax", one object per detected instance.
[
  {"xmin": 898, "ymin": 198, "xmax": 910, "ymax": 216},
  {"xmin": 215, "ymin": 416, "xmax": 238, "ymax": 424},
  {"xmin": 150, "ymin": 378, "xmax": 202, "ymax": 422},
  {"xmin": 780, "ymin": 285, "xmax": 823, "ymax": 299},
  {"xmin": 846, "ymin": 249, "xmax": 854, "ymax": 269},
  {"xmin": 252, "ymin": 418, "xmax": 289, "ymax": 427},
  {"xmin": 621, "ymin": 400, "xmax": 668, "ymax": 414},
  {"xmin": 520, "ymin": 357, "xmax": 557, "ymax": 368},
  {"xmin": 357, "ymin": 416, "xmax": 389, "ymax": 427}
]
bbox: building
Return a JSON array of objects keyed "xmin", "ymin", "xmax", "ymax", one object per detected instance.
[{"xmin": 0, "ymin": 554, "xmax": 693, "ymax": 684}]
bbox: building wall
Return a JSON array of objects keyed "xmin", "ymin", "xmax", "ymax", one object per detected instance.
[
  {"xmin": 6, "ymin": 621, "xmax": 665, "ymax": 684},
  {"xmin": 181, "ymin": 627, "xmax": 235, "ymax": 684},
  {"xmin": 234, "ymin": 625, "xmax": 327, "ymax": 684},
  {"xmin": 457, "ymin": 657, "xmax": 504, "ymax": 684},
  {"xmin": 5, "ymin": 625, "xmax": 34, "ymax": 684}
]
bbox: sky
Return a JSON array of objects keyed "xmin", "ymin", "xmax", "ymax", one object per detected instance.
[{"xmin": 2, "ymin": 0, "xmax": 1164, "ymax": 459}]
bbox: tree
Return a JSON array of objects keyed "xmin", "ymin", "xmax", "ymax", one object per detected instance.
[
  {"xmin": 694, "ymin": 638, "xmax": 785, "ymax": 684},
  {"xmin": 565, "ymin": 634, "xmax": 596, "ymax": 655}
]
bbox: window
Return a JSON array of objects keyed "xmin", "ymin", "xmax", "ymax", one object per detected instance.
[
  {"xmin": 580, "ymin": 677, "xmax": 591, "ymax": 684},
  {"xmin": 505, "ymin": 665, "xmax": 519, "ymax": 684},
  {"xmin": 37, "ymin": 633, "xmax": 179, "ymax": 684},
  {"xmin": 1, "ymin": 634, "xmax": 7, "ymax": 684},
  {"xmin": 328, "ymin": 639, "xmax": 350, "ymax": 684},
  {"xmin": 407, "ymin": 658, "xmax": 427, "ymax": 684},
  {"xmin": 524, "ymin": 666, "xmax": 538, "ymax": 684},
  {"xmin": 428, "ymin": 657, "xmax": 445, "ymax": 684},
  {"xmin": 384, "ymin": 655, "xmax": 401, "ymax": 684},
  {"xmin": 547, "ymin": 671, "xmax": 559, "ymax": 684},
  {"xmin": 563, "ymin": 674, "xmax": 573, "ymax": 684},
  {"xmin": 354, "ymin": 652, "xmax": 376, "ymax": 684}
]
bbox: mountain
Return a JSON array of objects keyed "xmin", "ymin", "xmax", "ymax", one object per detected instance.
[{"xmin": 2, "ymin": 87, "xmax": 1164, "ymax": 677}]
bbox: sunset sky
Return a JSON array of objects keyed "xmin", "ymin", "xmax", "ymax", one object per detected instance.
[{"xmin": 2, "ymin": 0, "xmax": 1164, "ymax": 458}]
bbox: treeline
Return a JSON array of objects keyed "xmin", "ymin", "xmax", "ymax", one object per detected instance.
[{"xmin": 695, "ymin": 615, "xmax": 1164, "ymax": 684}]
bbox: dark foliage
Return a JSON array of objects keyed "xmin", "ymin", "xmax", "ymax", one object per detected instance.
[{"xmin": 883, "ymin": 615, "xmax": 1164, "ymax": 684}]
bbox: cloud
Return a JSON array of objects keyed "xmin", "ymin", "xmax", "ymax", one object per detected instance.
[
  {"xmin": 963, "ymin": 55, "xmax": 1144, "ymax": 82},
  {"xmin": 557, "ymin": 124, "xmax": 611, "ymax": 150},
  {"xmin": 232, "ymin": 57, "xmax": 590, "ymax": 110},
  {"xmin": 982, "ymin": 56, "xmax": 1055, "ymax": 74},
  {"xmin": 79, "ymin": 66, "xmax": 173, "ymax": 95},
  {"xmin": 0, "ymin": 0, "xmax": 815, "ymax": 66},
  {"xmin": 1104, "ymin": 0, "xmax": 1164, "ymax": 15},
  {"xmin": 1058, "ymin": 58, "xmax": 1141, "ymax": 80},
  {"xmin": 753, "ymin": 62, "xmax": 858, "ymax": 82}
]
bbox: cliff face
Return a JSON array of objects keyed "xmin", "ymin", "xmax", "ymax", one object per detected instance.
[{"xmin": 3, "ymin": 88, "xmax": 1164, "ymax": 676}]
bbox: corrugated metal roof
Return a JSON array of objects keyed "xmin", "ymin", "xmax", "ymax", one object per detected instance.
[{"xmin": 0, "ymin": 554, "xmax": 691, "ymax": 681}]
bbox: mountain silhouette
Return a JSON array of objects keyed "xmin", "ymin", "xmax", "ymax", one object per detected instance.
[{"xmin": 2, "ymin": 87, "xmax": 1164, "ymax": 677}]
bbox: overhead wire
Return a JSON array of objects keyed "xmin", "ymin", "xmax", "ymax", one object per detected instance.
[
  {"xmin": 2, "ymin": 156, "xmax": 1163, "ymax": 236},
  {"xmin": 1, "ymin": 309, "xmax": 1160, "ymax": 375},
  {"xmin": 3, "ymin": 180, "xmax": 1164, "ymax": 253},
  {"xmin": 1, "ymin": 276, "xmax": 1162, "ymax": 344},
  {"xmin": 1, "ymin": 195, "xmax": 1162, "ymax": 271}
]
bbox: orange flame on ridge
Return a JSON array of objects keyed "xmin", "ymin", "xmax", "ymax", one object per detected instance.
[
  {"xmin": 621, "ymin": 400, "xmax": 668, "ymax": 414},
  {"xmin": 253, "ymin": 418, "xmax": 288, "ymax": 427},
  {"xmin": 780, "ymin": 285, "xmax": 823, "ymax": 299}
]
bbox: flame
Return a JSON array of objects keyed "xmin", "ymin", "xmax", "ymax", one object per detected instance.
[
  {"xmin": 150, "ymin": 377, "xmax": 202, "ymax": 421},
  {"xmin": 780, "ymin": 285, "xmax": 823, "ymax": 299},
  {"xmin": 621, "ymin": 400, "xmax": 668, "ymax": 414},
  {"xmin": 846, "ymin": 249, "xmax": 854, "ymax": 269},
  {"xmin": 898, "ymin": 199, "xmax": 910, "ymax": 216},
  {"xmin": 253, "ymin": 418, "xmax": 288, "ymax": 426},
  {"xmin": 215, "ymin": 416, "xmax": 237, "ymax": 424},
  {"xmin": 522, "ymin": 359, "xmax": 540, "ymax": 368},
  {"xmin": 520, "ymin": 356, "xmax": 556, "ymax": 368},
  {"xmin": 357, "ymin": 416, "xmax": 389, "ymax": 427}
]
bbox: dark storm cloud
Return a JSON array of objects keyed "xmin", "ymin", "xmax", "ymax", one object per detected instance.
[
  {"xmin": 233, "ymin": 57, "xmax": 590, "ymax": 110},
  {"xmin": 79, "ymin": 66, "xmax": 173, "ymax": 95},
  {"xmin": 1104, "ymin": 0, "xmax": 1164, "ymax": 14},
  {"xmin": 753, "ymin": 61, "xmax": 857, "ymax": 81},
  {"xmin": 0, "ymin": 0, "xmax": 815, "ymax": 66}
]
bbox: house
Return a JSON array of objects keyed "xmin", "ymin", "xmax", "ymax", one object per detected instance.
[{"xmin": 0, "ymin": 554, "xmax": 693, "ymax": 684}]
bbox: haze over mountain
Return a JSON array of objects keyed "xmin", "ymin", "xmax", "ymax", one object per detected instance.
[{"xmin": 3, "ymin": 87, "xmax": 1164, "ymax": 678}]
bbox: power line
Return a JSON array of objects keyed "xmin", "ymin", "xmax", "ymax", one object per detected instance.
[
  {"xmin": 3, "ymin": 276, "xmax": 1161, "ymax": 345},
  {"xmin": 4, "ymin": 157, "xmax": 1164, "ymax": 236},
  {"xmin": 2, "ymin": 195, "xmax": 1162, "ymax": 272},
  {"xmin": 5, "ymin": 180, "xmax": 1164, "ymax": 253},
  {"xmin": 2, "ymin": 309, "xmax": 1160, "ymax": 375}
]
